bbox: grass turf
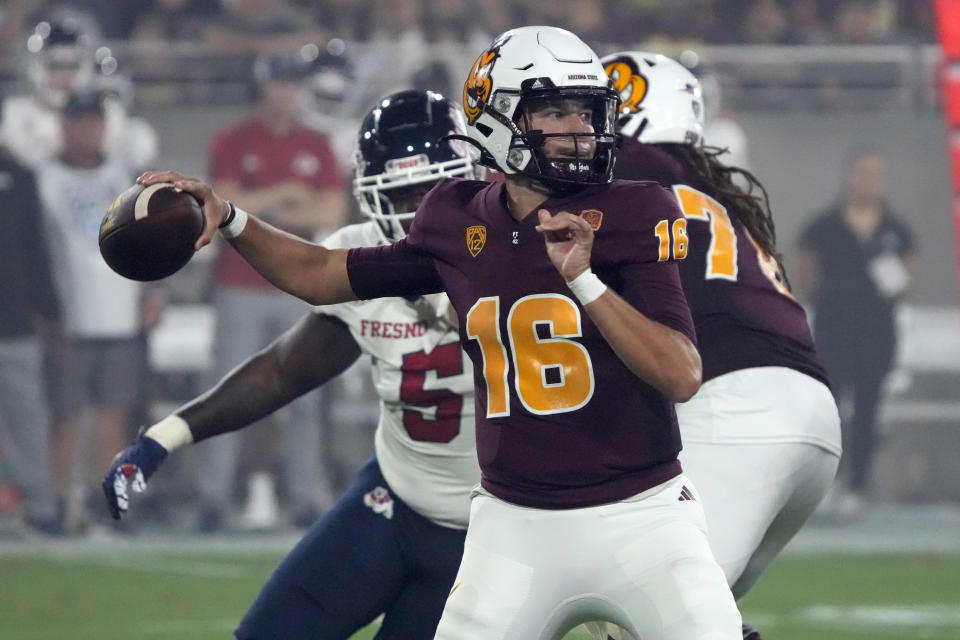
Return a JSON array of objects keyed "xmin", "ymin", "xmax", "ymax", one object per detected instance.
[{"xmin": 1, "ymin": 551, "xmax": 958, "ymax": 639}]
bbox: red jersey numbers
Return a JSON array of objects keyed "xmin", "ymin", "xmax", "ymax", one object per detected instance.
[
  {"xmin": 466, "ymin": 295, "xmax": 595, "ymax": 418},
  {"xmin": 672, "ymin": 184, "xmax": 792, "ymax": 297},
  {"xmin": 399, "ymin": 342, "xmax": 464, "ymax": 442}
]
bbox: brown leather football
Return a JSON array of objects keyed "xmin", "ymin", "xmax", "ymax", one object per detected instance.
[{"xmin": 99, "ymin": 182, "xmax": 205, "ymax": 281}]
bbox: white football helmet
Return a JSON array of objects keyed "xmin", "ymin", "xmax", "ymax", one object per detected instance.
[
  {"xmin": 461, "ymin": 26, "xmax": 619, "ymax": 191},
  {"xmin": 601, "ymin": 51, "xmax": 704, "ymax": 145}
]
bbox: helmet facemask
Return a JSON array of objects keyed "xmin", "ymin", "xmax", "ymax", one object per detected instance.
[
  {"xmin": 509, "ymin": 87, "xmax": 619, "ymax": 193},
  {"xmin": 354, "ymin": 156, "xmax": 473, "ymax": 243}
]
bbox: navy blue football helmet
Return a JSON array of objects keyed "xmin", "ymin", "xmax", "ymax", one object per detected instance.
[{"xmin": 354, "ymin": 90, "xmax": 476, "ymax": 243}]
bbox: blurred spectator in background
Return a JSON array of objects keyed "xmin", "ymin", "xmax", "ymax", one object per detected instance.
[
  {"xmin": 796, "ymin": 147, "xmax": 916, "ymax": 513},
  {"xmin": 788, "ymin": 0, "xmax": 831, "ymax": 44},
  {"xmin": 0, "ymin": 103, "xmax": 63, "ymax": 536},
  {"xmin": 739, "ymin": 0, "xmax": 790, "ymax": 44},
  {"xmin": 311, "ymin": 0, "xmax": 367, "ymax": 42},
  {"xmin": 536, "ymin": 0, "xmax": 607, "ymax": 44},
  {"xmin": 360, "ymin": 0, "xmax": 429, "ymax": 97},
  {"xmin": 0, "ymin": 0, "xmax": 938, "ymax": 56},
  {"xmin": 832, "ymin": 0, "xmax": 896, "ymax": 45},
  {"xmin": 300, "ymin": 43, "xmax": 359, "ymax": 172},
  {"xmin": 893, "ymin": 0, "xmax": 937, "ymax": 43},
  {"xmin": 131, "ymin": 0, "xmax": 221, "ymax": 43},
  {"xmin": 424, "ymin": 0, "xmax": 494, "ymax": 49},
  {"xmin": 476, "ymin": 0, "xmax": 521, "ymax": 42},
  {"xmin": 0, "ymin": 15, "xmax": 158, "ymax": 172},
  {"xmin": 200, "ymin": 49, "xmax": 346, "ymax": 531},
  {"xmin": 203, "ymin": 0, "xmax": 326, "ymax": 53},
  {"xmin": 38, "ymin": 88, "xmax": 162, "ymax": 533}
]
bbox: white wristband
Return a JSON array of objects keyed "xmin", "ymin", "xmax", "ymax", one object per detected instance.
[
  {"xmin": 566, "ymin": 269, "xmax": 607, "ymax": 306},
  {"xmin": 144, "ymin": 415, "xmax": 194, "ymax": 452},
  {"xmin": 219, "ymin": 204, "xmax": 248, "ymax": 239}
]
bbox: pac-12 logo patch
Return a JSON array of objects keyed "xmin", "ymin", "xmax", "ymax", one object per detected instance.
[
  {"xmin": 466, "ymin": 225, "xmax": 487, "ymax": 257},
  {"xmin": 363, "ymin": 486, "xmax": 394, "ymax": 520},
  {"xmin": 580, "ymin": 209, "xmax": 603, "ymax": 230}
]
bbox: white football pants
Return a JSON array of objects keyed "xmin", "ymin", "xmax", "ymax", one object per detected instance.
[{"xmin": 435, "ymin": 475, "xmax": 741, "ymax": 640}]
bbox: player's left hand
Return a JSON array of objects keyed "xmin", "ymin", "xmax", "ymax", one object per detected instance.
[
  {"xmin": 535, "ymin": 209, "xmax": 594, "ymax": 281},
  {"xmin": 101, "ymin": 428, "xmax": 169, "ymax": 520},
  {"xmin": 137, "ymin": 170, "xmax": 231, "ymax": 250}
]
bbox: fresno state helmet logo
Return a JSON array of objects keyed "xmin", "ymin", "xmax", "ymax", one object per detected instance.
[
  {"xmin": 604, "ymin": 57, "xmax": 648, "ymax": 114},
  {"xmin": 466, "ymin": 225, "xmax": 487, "ymax": 257},
  {"xmin": 463, "ymin": 36, "xmax": 510, "ymax": 125}
]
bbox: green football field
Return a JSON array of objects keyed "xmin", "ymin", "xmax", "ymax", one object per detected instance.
[{"xmin": 1, "ymin": 545, "xmax": 959, "ymax": 639}]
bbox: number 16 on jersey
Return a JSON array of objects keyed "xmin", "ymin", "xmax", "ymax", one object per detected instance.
[{"xmin": 655, "ymin": 218, "xmax": 688, "ymax": 261}]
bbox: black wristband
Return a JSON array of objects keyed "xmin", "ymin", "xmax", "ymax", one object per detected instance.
[{"xmin": 218, "ymin": 202, "xmax": 236, "ymax": 229}]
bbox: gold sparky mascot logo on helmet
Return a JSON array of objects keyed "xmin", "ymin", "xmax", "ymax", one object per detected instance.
[
  {"xmin": 604, "ymin": 57, "xmax": 648, "ymax": 114},
  {"xmin": 463, "ymin": 36, "xmax": 510, "ymax": 125}
]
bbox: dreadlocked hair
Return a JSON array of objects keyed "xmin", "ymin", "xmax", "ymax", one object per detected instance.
[{"xmin": 659, "ymin": 143, "xmax": 782, "ymax": 266}]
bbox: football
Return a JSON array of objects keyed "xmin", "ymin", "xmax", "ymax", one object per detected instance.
[{"xmin": 99, "ymin": 182, "xmax": 205, "ymax": 281}]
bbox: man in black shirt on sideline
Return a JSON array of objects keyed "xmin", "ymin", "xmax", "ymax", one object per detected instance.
[{"xmin": 0, "ymin": 106, "xmax": 63, "ymax": 535}]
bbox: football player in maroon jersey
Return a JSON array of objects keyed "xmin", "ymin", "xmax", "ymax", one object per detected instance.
[
  {"xmin": 588, "ymin": 51, "xmax": 842, "ymax": 640},
  {"xmin": 134, "ymin": 27, "xmax": 741, "ymax": 640}
]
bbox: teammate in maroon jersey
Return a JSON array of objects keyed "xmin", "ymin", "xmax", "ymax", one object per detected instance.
[
  {"xmin": 136, "ymin": 28, "xmax": 741, "ymax": 640},
  {"xmin": 588, "ymin": 52, "xmax": 842, "ymax": 640}
]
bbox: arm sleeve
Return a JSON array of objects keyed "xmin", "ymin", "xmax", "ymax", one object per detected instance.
[
  {"xmin": 605, "ymin": 182, "xmax": 696, "ymax": 343},
  {"xmin": 619, "ymin": 260, "xmax": 696, "ymax": 345},
  {"xmin": 347, "ymin": 239, "xmax": 445, "ymax": 299}
]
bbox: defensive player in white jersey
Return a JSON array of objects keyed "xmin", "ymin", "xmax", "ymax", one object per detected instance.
[
  {"xmin": 103, "ymin": 90, "xmax": 480, "ymax": 639},
  {"xmin": 1, "ymin": 17, "xmax": 157, "ymax": 171}
]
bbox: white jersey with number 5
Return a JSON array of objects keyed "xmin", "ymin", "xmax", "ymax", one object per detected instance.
[{"xmin": 316, "ymin": 222, "xmax": 478, "ymax": 529}]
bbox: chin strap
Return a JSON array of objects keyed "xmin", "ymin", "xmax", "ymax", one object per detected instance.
[{"xmin": 439, "ymin": 134, "xmax": 504, "ymax": 173}]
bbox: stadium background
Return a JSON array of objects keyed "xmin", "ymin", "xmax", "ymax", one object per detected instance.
[{"xmin": 0, "ymin": 1, "xmax": 958, "ymax": 638}]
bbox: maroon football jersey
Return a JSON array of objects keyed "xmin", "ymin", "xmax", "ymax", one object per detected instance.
[
  {"xmin": 347, "ymin": 178, "xmax": 695, "ymax": 509},
  {"xmin": 615, "ymin": 137, "xmax": 828, "ymax": 386}
]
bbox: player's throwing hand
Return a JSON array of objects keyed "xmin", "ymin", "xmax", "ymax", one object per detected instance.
[{"xmin": 138, "ymin": 170, "xmax": 230, "ymax": 250}]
